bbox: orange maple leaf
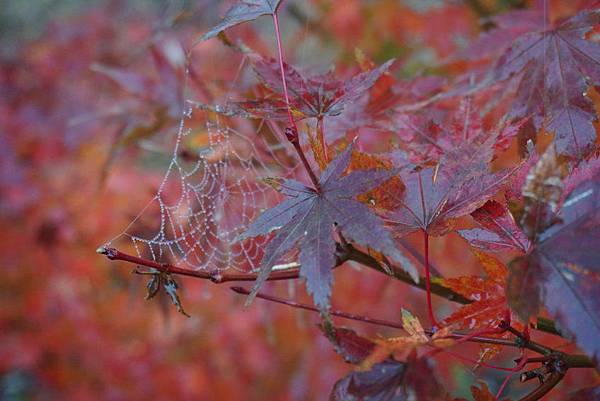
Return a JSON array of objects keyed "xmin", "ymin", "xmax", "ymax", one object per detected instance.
[
  {"xmin": 438, "ymin": 251, "xmax": 509, "ymax": 330},
  {"xmin": 361, "ymin": 309, "xmax": 453, "ymax": 369},
  {"xmin": 349, "ymin": 150, "xmax": 405, "ymax": 210},
  {"xmin": 437, "ymin": 252, "xmax": 524, "ymax": 365}
]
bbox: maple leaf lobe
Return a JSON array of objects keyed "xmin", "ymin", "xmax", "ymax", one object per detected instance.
[{"xmin": 201, "ymin": 0, "xmax": 282, "ymax": 41}]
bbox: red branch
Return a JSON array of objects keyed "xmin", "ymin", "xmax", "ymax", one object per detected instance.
[{"xmin": 96, "ymin": 246, "xmax": 300, "ymax": 283}]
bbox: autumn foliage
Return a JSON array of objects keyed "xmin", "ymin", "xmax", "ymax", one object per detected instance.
[{"xmin": 3, "ymin": 1, "xmax": 600, "ymax": 400}]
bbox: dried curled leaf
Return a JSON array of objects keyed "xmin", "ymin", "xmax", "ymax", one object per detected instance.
[
  {"xmin": 135, "ymin": 268, "xmax": 190, "ymax": 317},
  {"xmin": 163, "ymin": 274, "xmax": 190, "ymax": 318},
  {"xmin": 145, "ymin": 272, "xmax": 161, "ymax": 300},
  {"xmin": 520, "ymin": 146, "xmax": 568, "ymax": 240}
]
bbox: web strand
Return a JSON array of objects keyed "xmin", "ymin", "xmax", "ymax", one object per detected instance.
[{"xmin": 104, "ymin": 55, "xmax": 297, "ymax": 273}]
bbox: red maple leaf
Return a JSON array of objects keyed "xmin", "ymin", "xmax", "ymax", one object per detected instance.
[
  {"xmin": 392, "ymin": 99, "xmax": 523, "ymax": 165},
  {"xmin": 387, "ymin": 111, "xmax": 518, "ymax": 236},
  {"xmin": 330, "ymin": 352, "xmax": 445, "ymax": 401}
]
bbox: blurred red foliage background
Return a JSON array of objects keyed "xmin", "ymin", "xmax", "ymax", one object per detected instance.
[{"xmin": 1, "ymin": 1, "xmax": 598, "ymax": 400}]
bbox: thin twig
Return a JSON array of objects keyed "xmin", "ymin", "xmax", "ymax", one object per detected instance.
[
  {"xmin": 98, "ymin": 243, "xmax": 470, "ymax": 303},
  {"xmin": 230, "ymin": 286, "xmax": 404, "ymax": 329}
]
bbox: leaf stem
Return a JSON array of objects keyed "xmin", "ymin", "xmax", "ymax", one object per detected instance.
[
  {"xmin": 271, "ymin": 12, "xmax": 320, "ymax": 190},
  {"xmin": 423, "ymin": 230, "xmax": 440, "ymax": 328},
  {"xmin": 398, "ymin": 238, "xmax": 443, "ymax": 277}
]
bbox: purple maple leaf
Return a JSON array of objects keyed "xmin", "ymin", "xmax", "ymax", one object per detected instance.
[
  {"xmin": 233, "ymin": 57, "xmax": 395, "ymax": 121},
  {"xmin": 239, "ymin": 143, "xmax": 418, "ymax": 310},
  {"xmin": 388, "ymin": 120, "xmax": 518, "ymax": 237},
  {"xmin": 330, "ymin": 355, "xmax": 445, "ymax": 401},
  {"xmin": 494, "ymin": 9, "xmax": 600, "ymax": 160},
  {"xmin": 508, "ymin": 157, "xmax": 600, "ymax": 360}
]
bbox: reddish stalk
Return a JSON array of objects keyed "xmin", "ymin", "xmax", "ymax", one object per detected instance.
[
  {"xmin": 423, "ymin": 230, "xmax": 440, "ymax": 328},
  {"xmin": 271, "ymin": 12, "xmax": 320, "ymax": 190},
  {"xmin": 398, "ymin": 238, "xmax": 443, "ymax": 277}
]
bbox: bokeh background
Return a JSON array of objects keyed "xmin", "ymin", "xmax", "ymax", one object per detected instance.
[{"xmin": 1, "ymin": 1, "xmax": 598, "ymax": 400}]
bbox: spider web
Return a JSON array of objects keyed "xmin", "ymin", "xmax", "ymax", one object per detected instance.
[{"xmin": 104, "ymin": 59, "xmax": 300, "ymax": 274}]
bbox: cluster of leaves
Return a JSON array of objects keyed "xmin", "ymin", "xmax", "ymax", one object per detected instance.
[{"xmin": 189, "ymin": 0, "xmax": 600, "ymax": 400}]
